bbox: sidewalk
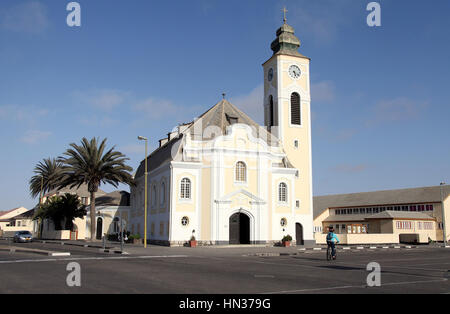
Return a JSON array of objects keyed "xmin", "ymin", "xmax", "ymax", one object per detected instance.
[{"xmin": 0, "ymin": 244, "xmax": 70, "ymax": 257}]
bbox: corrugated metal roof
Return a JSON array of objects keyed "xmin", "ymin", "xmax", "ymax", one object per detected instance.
[{"xmin": 314, "ymin": 185, "xmax": 450, "ymax": 219}]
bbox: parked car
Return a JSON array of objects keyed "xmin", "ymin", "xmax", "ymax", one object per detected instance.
[{"xmin": 13, "ymin": 231, "xmax": 33, "ymax": 243}]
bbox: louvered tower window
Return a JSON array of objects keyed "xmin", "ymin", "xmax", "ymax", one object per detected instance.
[{"xmin": 290, "ymin": 92, "xmax": 301, "ymax": 125}]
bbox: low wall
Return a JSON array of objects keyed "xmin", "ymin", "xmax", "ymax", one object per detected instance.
[
  {"xmin": 315, "ymin": 233, "xmax": 400, "ymax": 245},
  {"xmin": 41, "ymin": 230, "xmax": 71, "ymax": 240},
  {"xmin": 0, "ymin": 226, "xmax": 34, "ymax": 237}
]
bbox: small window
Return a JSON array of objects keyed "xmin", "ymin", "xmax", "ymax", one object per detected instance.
[
  {"xmin": 278, "ymin": 183, "xmax": 288, "ymax": 203},
  {"xmin": 296, "ymin": 200, "xmax": 300, "ymax": 208},
  {"xmin": 181, "ymin": 216, "xmax": 189, "ymax": 226},
  {"xmin": 180, "ymin": 178, "xmax": 191, "ymax": 199},
  {"xmin": 294, "ymin": 140, "xmax": 299, "ymax": 148},
  {"xmin": 235, "ymin": 162, "xmax": 247, "ymax": 182},
  {"xmin": 280, "ymin": 218, "xmax": 287, "ymax": 227}
]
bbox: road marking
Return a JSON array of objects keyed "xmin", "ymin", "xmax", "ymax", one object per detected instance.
[
  {"xmin": 0, "ymin": 255, "xmax": 189, "ymax": 264},
  {"xmin": 254, "ymin": 275, "xmax": 275, "ymax": 278},
  {"xmin": 261, "ymin": 278, "xmax": 448, "ymax": 294}
]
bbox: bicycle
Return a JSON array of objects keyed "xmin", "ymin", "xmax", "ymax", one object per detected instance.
[{"xmin": 326, "ymin": 241, "xmax": 337, "ymax": 261}]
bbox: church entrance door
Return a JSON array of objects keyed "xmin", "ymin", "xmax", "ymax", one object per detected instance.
[
  {"xmin": 296, "ymin": 223, "xmax": 304, "ymax": 245},
  {"xmin": 229, "ymin": 212, "xmax": 250, "ymax": 244},
  {"xmin": 96, "ymin": 218, "xmax": 103, "ymax": 240}
]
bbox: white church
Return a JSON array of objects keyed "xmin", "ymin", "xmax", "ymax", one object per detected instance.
[{"xmin": 130, "ymin": 17, "xmax": 314, "ymax": 246}]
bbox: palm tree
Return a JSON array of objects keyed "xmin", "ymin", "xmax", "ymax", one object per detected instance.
[
  {"xmin": 33, "ymin": 193, "xmax": 86, "ymax": 231},
  {"xmin": 29, "ymin": 158, "xmax": 64, "ymax": 200},
  {"xmin": 58, "ymin": 137, "xmax": 134, "ymax": 241}
]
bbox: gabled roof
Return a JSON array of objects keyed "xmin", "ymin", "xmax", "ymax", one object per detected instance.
[
  {"xmin": 135, "ymin": 99, "xmax": 288, "ymax": 179},
  {"xmin": 186, "ymin": 99, "xmax": 280, "ymax": 147},
  {"xmin": 8, "ymin": 209, "xmax": 35, "ymax": 220},
  {"xmin": 96, "ymin": 191, "xmax": 130, "ymax": 207},
  {"xmin": 314, "ymin": 185, "xmax": 450, "ymax": 219},
  {"xmin": 45, "ymin": 184, "xmax": 106, "ymax": 198}
]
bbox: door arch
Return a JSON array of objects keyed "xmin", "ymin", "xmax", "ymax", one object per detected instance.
[
  {"xmin": 296, "ymin": 223, "xmax": 304, "ymax": 245},
  {"xmin": 96, "ymin": 217, "xmax": 103, "ymax": 240},
  {"xmin": 229, "ymin": 212, "xmax": 250, "ymax": 244}
]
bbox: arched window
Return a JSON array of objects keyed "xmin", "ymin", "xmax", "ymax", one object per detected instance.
[
  {"xmin": 152, "ymin": 185, "xmax": 157, "ymax": 207},
  {"xmin": 160, "ymin": 182, "xmax": 166, "ymax": 205},
  {"xmin": 180, "ymin": 178, "xmax": 191, "ymax": 199},
  {"xmin": 235, "ymin": 161, "xmax": 247, "ymax": 182},
  {"xmin": 269, "ymin": 95, "xmax": 274, "ymax": 127},
  {"xmin": 290, "ymin": 92, "xmax": 301, "ymax": 125},
  {"xmin": 279, "ymin": 182, "xmax": 288, "ymax": 203}
]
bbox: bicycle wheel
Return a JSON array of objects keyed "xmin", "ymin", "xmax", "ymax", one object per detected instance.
[{"xmin": 326, "ymin": 246, "xmax": 332, "ymax": 261}]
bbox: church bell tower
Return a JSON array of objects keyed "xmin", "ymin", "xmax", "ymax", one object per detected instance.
[{"xmin": 263, "ymin": 9, "xmax": 314, "ymax": 239}]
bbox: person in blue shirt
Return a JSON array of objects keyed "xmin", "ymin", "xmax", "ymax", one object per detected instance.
[{"xmin": 326, "ymin": 226, "xmax": 340, "ymax": 259}]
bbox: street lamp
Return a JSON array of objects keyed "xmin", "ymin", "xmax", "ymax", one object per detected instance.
[
  {"xmin": 138, "ymin": 136, "xmax": 148, "ymax": 248},
  {"xmin": 440, "ymin": 182, "xmax": 448, "ymax": 247}
]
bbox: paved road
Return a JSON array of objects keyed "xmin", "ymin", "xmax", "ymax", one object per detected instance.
[{"xmin": 0, "ymin": 242, "xmax": 448, "ymax": 294}]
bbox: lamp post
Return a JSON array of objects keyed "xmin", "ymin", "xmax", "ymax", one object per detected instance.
[
  {"xmin": 138, "ymin": 136, "xmax": 148, "ymax": 248},
  {"xmin": 440, "ymin": 182, "xmax": 448, "ymax": 247}
]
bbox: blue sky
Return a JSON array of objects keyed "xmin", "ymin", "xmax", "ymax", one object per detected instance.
[{"xmin": 1, "ymin": 0, "xmax": 449, "ymax": 210}]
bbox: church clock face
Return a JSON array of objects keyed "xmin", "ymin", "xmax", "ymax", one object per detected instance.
[
  {"xmin": 268, "ymin": 68, "xmax": 273, "ymax": 81},
  {"xmin": 288, "ymin": 65, "xmax": 301, "ymax": 79}
]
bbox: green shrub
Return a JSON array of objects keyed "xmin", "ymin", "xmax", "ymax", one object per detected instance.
[{"xmin": 282, "ymin": 235, "xmax": 292, "ymax": 242}]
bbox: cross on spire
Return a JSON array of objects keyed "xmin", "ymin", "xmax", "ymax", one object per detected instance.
[{"xmin": 282, "ymin": 6, "xmax": 288, "ymax": 23}]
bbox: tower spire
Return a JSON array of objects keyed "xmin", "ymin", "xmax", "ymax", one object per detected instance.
[{"xmin": 282, "ymin": 6, "xmax": 288, "ymax": 24}]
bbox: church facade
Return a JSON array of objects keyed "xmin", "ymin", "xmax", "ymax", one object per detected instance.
[{"xmin": 130, "ymin": 19, "xmax": 314, "ymax": 246}]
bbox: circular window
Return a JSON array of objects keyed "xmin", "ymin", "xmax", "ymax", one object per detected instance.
[
  {"xmin": 280, "ymin": 218, "xmax": 287, "ymax": 227},
  {"xmin": 181, "ymin": 216, "xmax": 189, "ymax": 227}
]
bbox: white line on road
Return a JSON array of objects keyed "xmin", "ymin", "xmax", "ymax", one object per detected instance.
[
  {"xmin": 261, "ymin": 278, "xmax": 448, "ymax": 294},
  {"xmin": 0, "ymin": 255, "xmax": 189, "ymax": 264}
]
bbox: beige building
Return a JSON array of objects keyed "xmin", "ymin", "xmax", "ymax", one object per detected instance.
[
  {"xmin": 0, "ymin": 207, "xmax": 32, "ymax": 237},
  {"xmin": 313, "ymin": 185, "xmax": 450, "ymax": 245},
  {"xmin": 131, "ymin": 19, "xmax": 314, "ymax": 246},
  {"xmin": 39, "ymin": 186, "xmax": 132, "ymax": 241}
]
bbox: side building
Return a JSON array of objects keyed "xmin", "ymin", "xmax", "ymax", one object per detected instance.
[{"xmin": 313, "ymin": 185, "xmax": 450, "ymax": 245}]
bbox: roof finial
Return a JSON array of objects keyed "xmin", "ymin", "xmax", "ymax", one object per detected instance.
[
  {"xmin": 222, "ymin": 92, "xmax": 226, "ymax": 100},
  {"xmin": 282, "ymin": 6, "xmax": 288, "ymax": 24}
]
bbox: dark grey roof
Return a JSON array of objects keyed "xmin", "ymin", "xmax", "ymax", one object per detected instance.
[
  {"xmin": 135, "ymin": 135, "xmax": 183, "ymax": 179},
  {"xmin": 314, "ymin": 185, "xmax": 450, "ymax": 219},
  {"xmin": 9, "ymin": 209, "xmax": 35, "ymax": 220},
  {"xmin": 96, "ymin": 191, "xmax": 130, "ymax": 207}
]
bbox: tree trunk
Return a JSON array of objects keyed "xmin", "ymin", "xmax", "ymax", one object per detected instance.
[{"xmin": 90, "ymin": 191, "xmax": 96, "ymax": 241}]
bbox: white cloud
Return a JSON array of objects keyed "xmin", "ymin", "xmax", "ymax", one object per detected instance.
[
  {"xmin": 331, "ymin": 163, "xmax": 369, "ymax": 174},
  {"xmin": 72, "ymin": 89, "xmax": 130, "ymax": 111},
  {"xmin": 0, "ymin": 1, "xmax": 49, "ymax": 34},
  {"xmin": 0, "ymin": 104, "xmax": 49, "ymax": 123},
  {"xmin": 20, "ymin": 130, "xmax": 51, "ymax": 144},
  {"xmin": 311, "ymin": 80, "xmax": 336, "ymax": 103},
  {"xmin": 230, "ymin": 85, "xmax": 264, "ymax": 124},
  {"xmin": 287, "ymin": 1, "xmax": 353, "ymax": 45},
  {"xmin": 367, "ymin": 97, "xmax": 429, "ymax": 126}
]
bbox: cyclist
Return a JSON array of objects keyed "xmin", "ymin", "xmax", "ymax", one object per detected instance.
[{"xmin": 326, "ymin": 226, "xmax": 339, "ymax": 259}]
